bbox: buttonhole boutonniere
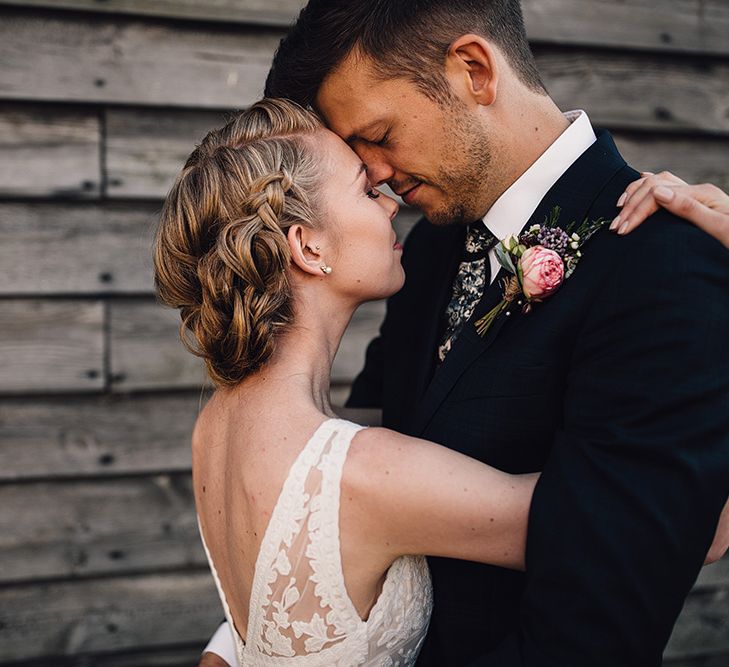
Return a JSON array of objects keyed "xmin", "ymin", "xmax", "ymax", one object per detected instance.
[{"xmin": 475, "ymin": 206, "xmax": 609, "ymax": 336}]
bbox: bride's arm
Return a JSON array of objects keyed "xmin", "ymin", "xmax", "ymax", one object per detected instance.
[{"xmin": 343, "ymin": 427, "xmax": 537, "ymax": 571}]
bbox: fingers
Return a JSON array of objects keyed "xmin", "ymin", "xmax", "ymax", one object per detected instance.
[
  {"xmin": 654, "ymin": 185, "xmax": 729, "ymax": 247},
  {"xmin": 612, "ymin": 172, "xmax": 689, "ymax": 235}
]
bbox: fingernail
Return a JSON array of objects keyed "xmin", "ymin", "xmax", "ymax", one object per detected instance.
[
  {"xmin": 617, "ymin": 193, "xmax": 627, "ymax": 207},
  {"xmin": 654, "ymin": 186, "xmax": 674, "ymax": 202},
  {"xmin": 610, "ymin": 215, "xmax": 621, "ymax": 231},
  {"xmin": 618, "ymin": 220, "xmax": 630, "ymax": 235}
]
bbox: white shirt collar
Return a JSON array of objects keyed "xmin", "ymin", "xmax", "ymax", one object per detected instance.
[{"xmin": 482, "ymin": 110, "xmax": 597, "ymax": 241}]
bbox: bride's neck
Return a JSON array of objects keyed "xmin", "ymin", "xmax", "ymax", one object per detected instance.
[{"xmin": 243, "ymin": 288, "xmax": 357, "ymax": 416}]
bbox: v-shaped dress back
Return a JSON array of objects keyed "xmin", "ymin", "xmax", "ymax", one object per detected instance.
[{"xmin": 198, "ymin": 418, "xmax": 433, "ymax": 666}]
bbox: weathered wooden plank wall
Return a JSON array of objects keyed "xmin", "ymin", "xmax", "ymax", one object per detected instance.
[{"xmin": 0, "ymin": 1, "xmax": 726, "ymax": 665}]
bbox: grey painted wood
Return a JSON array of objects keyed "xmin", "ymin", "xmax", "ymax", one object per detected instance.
[
  {"xmin": 108, "ymin": 297, "xmax": 389, "ymax": 390},
  {"xmin": 0, "ymin": 8, "xmax": 279, "ymax": 109},
  {"xmin": 2, "ymin": 9, "xmax": 728, "ymax": 135},
  {"xmin": 613, "ymin": 132, "xmax": 729, "ymax": 192},
  {"xmin": 0, "ymin": 202, "xmax": 157, "ymax": 295},
  {"xmin": 0, "ymin": 104, "xmax": 100, "ymax": 198},
  {"xmin": 0, "ymin": 571, "xmax": 221, "ymax": 661},
  {"xmin": 103, "ymin": 108, "xmax": 729, "ymax": 199},
  {"xmin": 522, "ymin": 0, "xmax": 729, "ymax": 56},
  {"xmin": 2, "ymin": 0, "xmax": 727, "ymax": 56},
  {"xmin": 0, "ymin": 300, "xmax": 104, "ymax": 393},
  {"xmin": 665, "ymin": 587, "xmax": 729, "ymax": 659},
  {"xmin": 538, "ymin": 49, "xmax": 729, "ymax": 136},
  {"xmin": 0, "ymin": 0, "xmax": 306, "ymax": 27},
  {"xmin": 0, "ymin": 474, "xmax": 205, "ymax": 583},
  {"xmin": 0, "ymin": 393, "xmax": 205, "ymax": 480},
  {"xmin": 106, "ymin": 108, "xmax": 225, "ymax": 199},
  {"xmin": 13, "ymin": 646, "xmax": 205, "ymax": 667}
]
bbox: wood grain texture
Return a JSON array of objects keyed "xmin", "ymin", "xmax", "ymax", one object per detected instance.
[
  {"xmin": 0, "ymin": 7, "xmax": 279, "ymax": 109},
  {"xmin": 665, "ymin": 587, "xmax": 729, "ymax": 659},
  {"xmin": 103, "ymin": 107, "xmax": 729, "ymax": 199},
  {"xmin": 0, "ymin": 202, "xmax": 157, "ymax": 295},
  {"xmin": 0, "ymin": 104, "xmax": 100, "ymax": 198},
  {"xmin": 0, "ymin": 300, "xmax": 104, "ymax": 393},
  {"xmin": 613, "ymin": 132, "xmax": 729, "ymax": 192},
  {"xmin": 1, "ymin": 8, "xmax": 728, "ymax": 135},
  {"xmin": 108, "ymin": 298, "xmax": 390, "ymax": 390},
  {"xmin": 9, "ymin": 645, "xmax": 205, "ymax": 667},
  {"xmin": 0, "ymin": 0, "xmax": 306, "ymax": 27},
  {"xmin": 106, "ymin": 107, "xmax": 224, "ymax": 199},
  {"xmin": 0, "ymin": 393, "xmax": 205, "ymax": 480},
  {"xmin": 537, "ymin": 48, "xmax": 729, "ymax": 136},
  {"xmin": 0, "ymin": 474, "xmax": 205, "ymax": 583},
  {"xmin": 1, "ymin": 0, "xmax": 727, "ymax": 56},
  {"xmin": 0, "ymin": 571, "xmax": 221, "ymax": 661},
  {"xmin": 522, "ymin": 0, "xmax": 729, "ymax": 56}
]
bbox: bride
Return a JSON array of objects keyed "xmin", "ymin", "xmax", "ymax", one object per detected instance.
[{"xmin": 153, "ymin": 99, "xmax": 726, "ymax": 667}]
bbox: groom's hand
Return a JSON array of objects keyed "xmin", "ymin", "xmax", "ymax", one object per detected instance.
[
  {"xmin": 199, "ymin": 652, "xmax": 230, "ymax": 667},
  {"xmin": 706, "ymin": 497, "xmax": 729, "ymax": 565}
]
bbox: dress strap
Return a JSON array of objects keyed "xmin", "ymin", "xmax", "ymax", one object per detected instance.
[{"xmin": 246, "ymin": 418, "xmax": 366, "ymax": 659}]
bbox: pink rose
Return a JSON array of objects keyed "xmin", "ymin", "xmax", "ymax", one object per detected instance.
[{"xmin": 519, "ymin": 246, "xmax": 564, "ymax": 301}]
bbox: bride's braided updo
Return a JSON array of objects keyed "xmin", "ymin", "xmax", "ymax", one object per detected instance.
[{"xmin": 153, "ymin": 99, "xmax": 324, "ymax": 386}]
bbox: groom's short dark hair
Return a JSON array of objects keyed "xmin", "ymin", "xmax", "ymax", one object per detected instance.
[{"xmin": 265, "ymin": 0, "xmax": 545, "ymax": 107}]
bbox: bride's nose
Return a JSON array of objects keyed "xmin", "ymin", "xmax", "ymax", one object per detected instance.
[{"xmin": 384, "ymin": 193, "xmax": 399, "ymax": 220}]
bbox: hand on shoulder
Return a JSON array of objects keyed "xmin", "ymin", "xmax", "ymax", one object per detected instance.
[{"xmin": 612, "ymin": 171, "xmax": 729, "ymax": 249}]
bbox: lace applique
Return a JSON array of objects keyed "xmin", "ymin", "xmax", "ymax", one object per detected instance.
[{"xmin": 200, "ymin": 418, "xmax": 434, "ymax": 666}]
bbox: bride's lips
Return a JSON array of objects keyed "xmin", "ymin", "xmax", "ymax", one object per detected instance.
[{"xmin": 393, "ymin": 241, "xmax": 403, "ymax": 251}]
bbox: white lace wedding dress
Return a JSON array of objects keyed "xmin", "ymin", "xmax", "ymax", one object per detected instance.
[{"xmin": 198, "ymin": 418, "xmax": 433, "ymax": 666}]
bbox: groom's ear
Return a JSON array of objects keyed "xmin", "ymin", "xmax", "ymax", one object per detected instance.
[
  {"xmin": 445, "ymin": 34, "xmax": 499, "ymax": 107},
  {"xmin": 287, "ymin": 225, "xmax": 326, "ymax": 277}
]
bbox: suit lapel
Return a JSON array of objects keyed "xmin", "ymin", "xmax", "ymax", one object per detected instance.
[
  {"xmin": 407, "ymin": 129, "xmax": 627, "ymax": 436},
  {"xmin": 386, "ymin": 224, "xmax": 464, "ymax": 432}
]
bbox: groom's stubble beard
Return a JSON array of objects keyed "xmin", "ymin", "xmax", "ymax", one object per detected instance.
[{"xmin": 423, "ymin": 107, "xmax": 494, "ymax": 227}]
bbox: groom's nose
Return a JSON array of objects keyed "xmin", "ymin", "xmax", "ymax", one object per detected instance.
[{"xmin": 356, "ymin": 147, "xmax": 395, "ymax": 187}]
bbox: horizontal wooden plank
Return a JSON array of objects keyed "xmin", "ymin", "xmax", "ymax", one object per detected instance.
[
  {"xmin": 0, "ymin": 104, "xmax": 100, "ymax": 198},
  {"xmin": 538, "ymin": 48, "xmax": 729, "ymax": 136},
  {"xmin": 1, "ymin": 0, "xmax": 726, "ymax": 57},
  {"xmin": 523, "ymin": 0, "xmax": 729, "ymax": 57},
  {"xmin": 0, "ymin": 571, "xmax": 221, "ymax": 661},
  {"xmin": 106, "ymin": 107, "xmax": 225, "ymax": 199},
  {"xmin": 108, "ymin": 296, "xmax": 390, "ymax": 390},
  {"xmin": 665, "ymin": 587, "xmax": 729, "ymax": 659},
  {"xmin": 0, "ymin": 474, "xmax": 205, "ymax": 583},
  {"xmin": 104, "ymin": 108, "xmax": 729, "ymax": 200},
  {"xmin": 0, "ymin": 0, "xmax": 305, "ymax": 27},
  {"xmin": 0, "ymin": 393, "xmax": 204, "ymax": 480},
  {"xmin": 9, "ymin": 645, "xmax": 205, "ymax": 667},
  {"xmin": 0, "ymin": 7, "xmax": 279, "ymax": 109},
  {"xmin": 664, "ymin": 654, "xmax": 729, "ymax": 667},
  {"xmin": 0, "ymin": 300, "xmax": 104, "ymax": 394},
  {"xmin": 1, "ymin": 8, "xmax": 727, "ymax": 135},
  {"xmin": 0, "ymin": 202, "xmax": 156, "ymax": 295},
  {"xmin": 613, "ymin": 132, "xmax": 729, "ymax": 193}
]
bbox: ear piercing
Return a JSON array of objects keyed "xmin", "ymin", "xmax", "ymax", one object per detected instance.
[{"xmin": 320, "ymin": 265, "xmax": 333, "ymax": 275}]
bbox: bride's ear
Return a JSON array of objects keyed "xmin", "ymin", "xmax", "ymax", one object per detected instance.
[{"xmin": 287, "ymin": 225, "xmax": 326, "ymax": 277}]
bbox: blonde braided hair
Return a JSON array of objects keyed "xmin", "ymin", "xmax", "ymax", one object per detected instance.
[{"xmin": 153, "ymin": 99, "xmax": 324, "ymax": 386}]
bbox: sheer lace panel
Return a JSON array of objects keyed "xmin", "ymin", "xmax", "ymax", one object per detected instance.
[
  {"xmin": 199, "ymin": 418, "xmax": 433, "ymax": 666},
  {"xmin": 247, "ymin": 420, "xmax": 366, "ymax": 657}
]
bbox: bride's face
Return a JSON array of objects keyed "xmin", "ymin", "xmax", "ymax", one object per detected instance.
[{"xmin": 316, "ymin": 129, "xmax": 405, "ymax": 301}]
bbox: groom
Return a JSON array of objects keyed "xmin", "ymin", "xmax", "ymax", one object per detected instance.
[{"xmin": 203, "ymin": 1, "xmax": 729, "ymax": 665}]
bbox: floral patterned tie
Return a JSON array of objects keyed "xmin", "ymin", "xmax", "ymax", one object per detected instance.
[{"xmin": 438, "ymin": 223, "xmax": 499, "ymax": 362}]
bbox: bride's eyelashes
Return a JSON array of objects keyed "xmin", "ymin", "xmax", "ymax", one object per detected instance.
[{"xmin": 366, "ymin": 188, "xmax": 381, "ymax": 200}]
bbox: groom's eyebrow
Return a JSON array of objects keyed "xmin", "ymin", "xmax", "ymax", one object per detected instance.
[
  {"xmin": 346, "ymin": 120, "xmax": 382, "ymax": 144},
  {"xmin": 352, "ymin": 162, "xmax": 367, "ymax": 184}
]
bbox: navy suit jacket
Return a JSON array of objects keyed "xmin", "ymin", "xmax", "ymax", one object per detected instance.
[{"xmin": 347, "ymin": 131, "xmax": 729, "ymax": 666}]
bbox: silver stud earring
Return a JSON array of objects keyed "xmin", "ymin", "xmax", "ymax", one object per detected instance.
[
  {"xmin": 320, "ymin": 265, "xmax": 332, "ymax": 275},
  {"xmin": 315, "ymin": 245, "xmax": 321, "ymax": 250}
]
